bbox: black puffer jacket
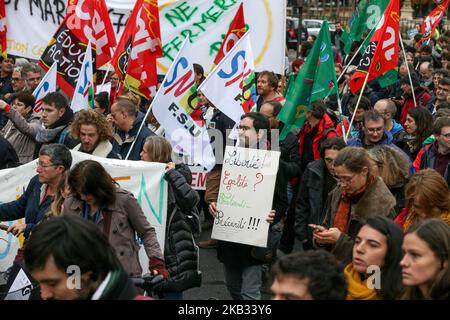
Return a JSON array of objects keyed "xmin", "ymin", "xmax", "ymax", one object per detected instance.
[{"xmin": 156, "ymin": 164, "xmax": 201, "ymax": 292}]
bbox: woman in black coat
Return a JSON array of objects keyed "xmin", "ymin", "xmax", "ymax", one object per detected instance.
[{"xmin": 141, "ymin": 136, "xmax": 201, "ymax": 299}]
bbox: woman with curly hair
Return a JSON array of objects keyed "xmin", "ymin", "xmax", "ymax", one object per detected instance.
[{"xmin": 395, "ymin": 169, "xmax": 450, "ymax": 230}]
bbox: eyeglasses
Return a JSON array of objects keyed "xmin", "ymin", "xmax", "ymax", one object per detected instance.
[
  {"xmin": 366, "ymin": 127, "xmax": 384, "ymax": 134},
  {"xmin": 11, "ymin": 78, "xmax": 21, "ymax": 82},
  {"xmin": 336, "ymin": 173, "xmax": 357, "ymax": 185},
  {"xmin": 36, "ymin": 162, "xmax": 58, "ymax": 169},
  {"xmin": 27, "ymin": 77, "xmax": 41, "ymax": 82}
]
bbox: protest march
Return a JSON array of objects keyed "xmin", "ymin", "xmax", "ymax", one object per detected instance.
[{"xmin": 0, "ymin": 0, "xmax": 449, "ymax": 303}]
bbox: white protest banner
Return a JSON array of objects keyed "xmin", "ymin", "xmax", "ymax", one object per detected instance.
[
  {"xmin": 199, "ymin": 31, "xmax": 257, "ymax": 125},
  {"xmin": 0, "ymin": 151, "xmax": 168, "ymax": 274},
  {"xmin": 211, "ymin": 146, "xmax": 280, "ymax": 247},
  {"xmin": 189, "ymin": 165, "xmax": 207, "ymax": 190},
  {"xmin": 5, "ymin": 0, "xmax": 285, "ymax": 74}
]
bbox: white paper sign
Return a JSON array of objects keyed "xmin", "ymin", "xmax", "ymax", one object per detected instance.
[
  {"xmin": 0, "ymin": 151, "xmax": 168, "ymax": 274},
  {"xmin": 211, "ymin": 146, "xmax": 280, "ymax": 247}
]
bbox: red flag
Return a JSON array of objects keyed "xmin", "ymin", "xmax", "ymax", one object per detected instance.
[
  {"xmin": 64, "ymin": 0, "xmax": 117, "ymax": 68},
  {"xmin": 418, "ymin": 0, "xmax": 450, "ymax": 47},
  {"xmin": 349, "ymin": 0, "xmax": 400, "ymax": 94},
  {"xmin": 39, "ymin": 0, "xmax": 116, "ymax": 96},
  {"xmin": 213, "ymin": 3, "xmax": 246, "ymax": 66},
  {"xmin": 0, "ymin": 0, "xmax": 7, "ymax": 58},
  {"xmin": 111, "ymin": 0, "xmax": 162, "ymax": 99}
]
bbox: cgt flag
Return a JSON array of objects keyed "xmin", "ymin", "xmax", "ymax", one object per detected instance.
[
  {"xmin": 70, "ymin": 41, "xmax": 95, "ymax": 113},
  {"xmin": 212, "ymin": 2, "xmax": 246, "ymax": 67},
  {"xmin": 199, "ymin": 31, "xmax": 257, "ymax": 125},
  {"xmin": 151, "ymin": 37, "xmax": 216, "ymax": 171},
  {"xmin": 418, "ymin": 0, "xmax": 450, "ymax": 46},
  {"xmin": 0, "ymin": 0, "xmax": 7, "ymax": 58},
  {"xmin": 349, "ymin": 0, "xmax": 400, "ymax": 95},
  {"xmin": 39, "ymin": 0, "xmax": 116, "ymax": 96},
  {"xmin": 277, "ymin": 18, "xmax": 338, "ymax": 139},
  {"xmin": 32, "ymin": 62, "xmax": 57, "ymax": 116},
  {"xmin": 111, "ymin": 0, "xmax": 162, "ymax": 99}
]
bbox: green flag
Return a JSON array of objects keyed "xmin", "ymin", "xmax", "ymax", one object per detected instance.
[
  {"xmin": 278, "ymin": 18, "xmax": 338, "ymax": 140},
  {"xmin": 283, "ymin": 72, "xmax": 296, "ymax": 97},
  {"xmin": 341, "ymin": 0, "xmax": 389, "ymax": 54}
]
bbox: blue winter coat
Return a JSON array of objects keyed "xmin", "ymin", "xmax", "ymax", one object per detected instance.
[{"xmin": 0, "ymin": 175, "xmax": 53, "ymax": 238}]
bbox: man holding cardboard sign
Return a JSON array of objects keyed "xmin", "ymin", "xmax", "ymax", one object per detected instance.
[{"xmin": 209, "ymin": 112, "xmax": 279, "ymax": 300}]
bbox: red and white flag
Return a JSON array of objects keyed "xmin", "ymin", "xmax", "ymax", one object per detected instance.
[
  {"xmin": 349, "ymin": 0, "xmax": 400, "ymax": 94},
  {"xmin": 213, "ymin": 2, "xmax": 246, "ymax": 66},
  {"xmin": 111, "ymin": 0, "xmax": 162, "ymax": 99},
  {"xmin": 418, "ymin": 0, "xmax": 450, "ymax": 47}
]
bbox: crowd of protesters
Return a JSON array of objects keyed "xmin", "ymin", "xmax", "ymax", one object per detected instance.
[{"xmin": 0, "ymin": 18, "xmax": 449, "ymax": 301}]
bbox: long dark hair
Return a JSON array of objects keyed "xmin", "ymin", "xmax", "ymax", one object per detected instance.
[
  {"xmin": 363, "ymin": 216, "xmax": 404, "ymax": 299},
  {"xmin": 401, "ymin": 219, "xmax": 450, "ymax": 300},
  {"xmin": 68, "ymin": 160, "xmax": 118, "ymax": 207},
  {"xmin": 407, "ymin": 107, "xmax": 433, "ymax": 148}
]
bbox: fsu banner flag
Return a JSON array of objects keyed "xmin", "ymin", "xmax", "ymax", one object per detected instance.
[
  {"xmin": 349, "ymin": 0, "xmax": 400, "ymax": 94},
  {"xmin": 418, "ymin": 0, "xmax": 450, "ymax": 46},
  {"xmin": 0, "ymin": 0, "xmax": 6, "ymax": 58},
  {"xmin": 111, "ymin": 0, "xmax": 162, "ymax": 99},
  {"xmin": 213, "ymin": 2, "xmax": 246, "ymax": 66},
  {"xmin": 38, "ymin": 0, "xmax": 116, "ymax": 96}
]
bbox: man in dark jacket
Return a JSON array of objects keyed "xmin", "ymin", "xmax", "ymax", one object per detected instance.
[
  {"xmin": 0, "ymin": 144, "xmax": 72, "ymax": 239},
  {"xmin": 0, "ymin": 135, "xmax": 19, "ymax": 169},
  {"xmin": 25, "ymin": 215, "xmax": 140, "ymax": 300},
  {"xmin": 0, "ymin": 92, "xmax": 79, "ymax": 158},
  {"xmin": 415, "ymin": 117, "xmax": 450, "ymax": 187},
  {"xmin": 111, "ymin": 97, "xmax": 154, "ymax": 160},
  {"xmin": 294, "ymin": 137, "xmax": 346, "ymax": 250}
]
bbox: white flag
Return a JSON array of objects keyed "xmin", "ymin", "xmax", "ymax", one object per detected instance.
[
  {"xmin": 32, "ymin": 62, "xmax": 57, "ymax": 116},
  {"xmin": 151, "ymin": 38, "xmax": 216, "ymax": 171},
  {"xmin": 198, "ymin": 31, "xmax": 257, "ymax": 125},
  {"xmin": 70, "ymin": 41, "xmax": 95, "ymax": 113}
]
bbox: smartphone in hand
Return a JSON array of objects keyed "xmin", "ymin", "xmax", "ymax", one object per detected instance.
[{"xmin": 308, "ymin": 224, "xmax": 327, "ymax": 232}]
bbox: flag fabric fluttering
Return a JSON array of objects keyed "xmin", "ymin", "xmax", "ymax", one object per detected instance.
[
  {"xmin": 151, "ymin": 37, "xmax": 216, "ymax": 171},
  {"xmin": 39, "ymin": 0, "xmax": 116, "ymax": 96},
  {"xmin": 111, "ymin": 0, "xmax": 162, "ymax": 99},
  {"xmin": 212, "ymin": 2, "xmax": 246, "ymax": 67},
  {"xmin": 70, "ymin": 41, "xmax": 95, "ymax": 113},
  {"xmin": 0, "ymin": 0, "xmax": 7, "ymax": 58},
  {"xmin": 418, "ymin": 0, "xmax": 450, "ymax": 47},
  {"xmin": 341, "ymin": 0, "xmax": 389, "ymax": 55},
  {"xmin": 349, "ymin": 0, "xmax": 400, "ymax": 95},
  {"xmin": 32, "ymin": 62, "xmax": 57, "ymax": 116},
  {"xmin": 277, "ymin": 18, "xmax": 338, "ymax": 139},
  {"xmin": 199, "ymin": 31, "xmax": 257, "ymax": 126}
]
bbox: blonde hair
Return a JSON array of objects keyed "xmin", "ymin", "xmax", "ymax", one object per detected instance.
[
  {"xmin": 143, "ymin": 136, "xmax": 173, "ymax": 163},
  {"xmin": 367, "ymin": 145, "xmax": 410, "ymax": 188},
  {"xmin": 405, "ymin": 169, "xmax": 450, "ymax": 215},
  {"xmin": 49, "ymin": 171, "xmax": 70, "ymax": 217}
]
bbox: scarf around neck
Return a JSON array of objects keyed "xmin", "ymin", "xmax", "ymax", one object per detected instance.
[
  {"xmin": 333, "ymin": 175, "xmax": 375, "ymax": 233},
  {"xmin": 344, "ymin": 263, "xmax": 381, "ymax": 300}
]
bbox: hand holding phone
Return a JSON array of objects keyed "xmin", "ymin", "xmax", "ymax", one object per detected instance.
[{"xmin": 308, "ymin": 224, "xmax": 327, "ymax": 233}]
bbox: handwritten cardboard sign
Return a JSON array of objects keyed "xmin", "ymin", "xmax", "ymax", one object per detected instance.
[{"xmin": 211, "ymin": 146, "xmax": 280, "ymax": 247}]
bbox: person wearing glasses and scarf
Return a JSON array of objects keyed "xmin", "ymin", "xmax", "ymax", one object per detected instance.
[{"xmin": 312, "ymin": 147, "xmax": 396, "ymax": 264}]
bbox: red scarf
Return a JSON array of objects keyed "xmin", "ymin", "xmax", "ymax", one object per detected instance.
[{"xmin": 333, "ymin": 176, "xmax": 375, "ymax": 233}]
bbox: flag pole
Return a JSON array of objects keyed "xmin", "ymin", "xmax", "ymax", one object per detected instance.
[
  {"xmin": 325, "ymin": 40, "xmax": 365, "ymax": 99},
  {"xmin": 399, "ymin": 32, "xmax": 417, "ymax": 108},
  {"xmin": 345, "ymin": 72, "xmax": 370, "ymax": 141},
  {"xmin": 336, "ymin": 92, "xmax": 347, "ymax": 143},
  {"xmin": 99, "ymin": 64, "xmax": 112, "ymax": 93}
]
